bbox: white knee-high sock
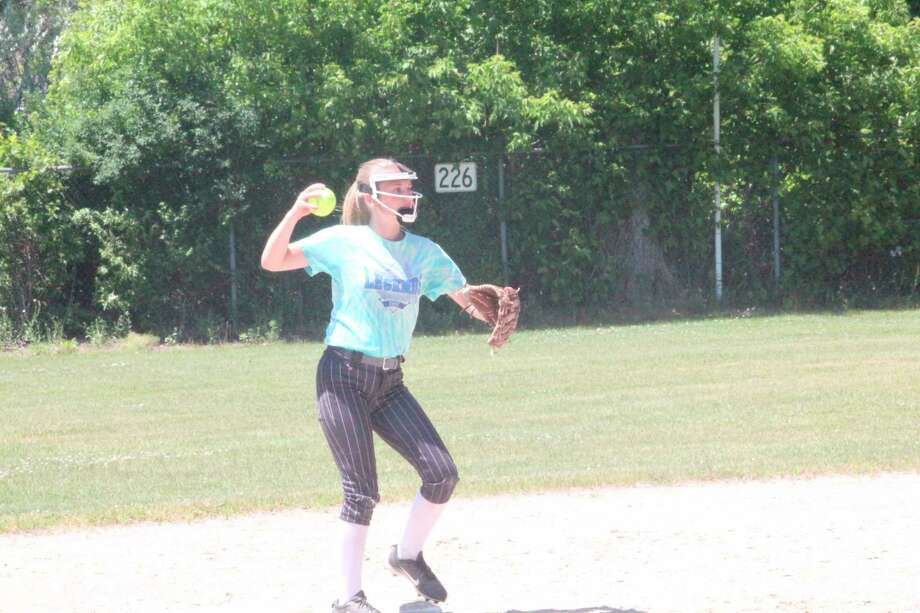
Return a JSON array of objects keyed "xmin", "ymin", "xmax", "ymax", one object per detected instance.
[
  {"xmin": 339, "ymin": 520, "xmax": 369, "ymax": 603},
  {"xmin": 398, "ymin": 493, "xmax": 446, "ymax": 560}
]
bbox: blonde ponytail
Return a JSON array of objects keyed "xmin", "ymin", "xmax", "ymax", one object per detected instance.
[{"xmin": 341, "ymin": 181, "xmax": 370, "ymax": 225}]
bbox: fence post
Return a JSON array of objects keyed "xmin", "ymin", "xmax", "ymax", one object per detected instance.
[
  {"xmin": 229, "ymin": 223, "xmax": 238, "ymax": 339},
  {"xmin": 498, "ymin": 155, "xmax": 509, "ymax": 284},
  {"xmin": 771, "ymin": 155, "xmax": 782, "ymax": 283},
  {"xmin": 713, "ymin": 35, "xmax": 723, "ymax": 302}
]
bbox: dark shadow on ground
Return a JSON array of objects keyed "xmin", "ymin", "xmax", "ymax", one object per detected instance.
[
  {"xmin": 500, "ymin": 607, "xmax": 645, "ymax": 613},
  {"xmin": 405, "ymin": 605, "xmax": 644, "ymax": 613}
]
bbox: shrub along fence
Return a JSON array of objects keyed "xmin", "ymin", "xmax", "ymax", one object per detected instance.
[{"xmin": 2, "ymin": 137, "xmax": 918, "ymax": 344}]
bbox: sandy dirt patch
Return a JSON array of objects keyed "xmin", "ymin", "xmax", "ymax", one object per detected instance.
[{"xmin": 1, "ymin": 473, "xmax": 919, "ymax": 613}]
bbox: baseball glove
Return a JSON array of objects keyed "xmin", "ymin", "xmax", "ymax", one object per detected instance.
[{"xmin": 463, "ymin": 284, "xmax": 521, "ymax": 352}]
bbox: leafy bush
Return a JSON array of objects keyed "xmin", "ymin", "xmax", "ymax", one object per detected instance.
[{"xmin": 0, "ymin": 0, "xmax": 915, "ymax": 342}]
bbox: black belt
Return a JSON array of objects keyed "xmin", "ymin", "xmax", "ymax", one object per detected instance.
[{"xmin": 329, "ymin": 346, "xmax": 404, "ymax": 371}]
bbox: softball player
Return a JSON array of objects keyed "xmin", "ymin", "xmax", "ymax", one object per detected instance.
[{"xmin": 261, "ymin": 158, "xmax": 485, "ymax": 612}]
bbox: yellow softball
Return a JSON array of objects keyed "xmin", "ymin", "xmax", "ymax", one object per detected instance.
[{"xmin": 309, "ymin": 187, "xmax": 336, "ymax": 217}]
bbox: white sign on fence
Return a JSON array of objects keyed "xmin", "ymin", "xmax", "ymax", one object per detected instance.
[{"xmin": 434, "ymin": 162, "xmax": 477, "ymax": 193}]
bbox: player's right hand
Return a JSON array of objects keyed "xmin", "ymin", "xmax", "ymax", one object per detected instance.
[{"xmin": 290, "ymin": 183, "xmax": 326, "ymax": 218}]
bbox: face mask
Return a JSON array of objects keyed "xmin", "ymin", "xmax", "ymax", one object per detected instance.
[{"xmin": 366, "ymin": 170, "xmax": 423, "ymax": 223}]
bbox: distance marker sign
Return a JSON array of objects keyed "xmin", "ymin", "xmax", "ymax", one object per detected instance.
[{"xmin": 434, "ymin": 162, "xmax": 477, "ymax": 193}]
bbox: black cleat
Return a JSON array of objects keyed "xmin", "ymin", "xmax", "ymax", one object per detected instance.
[
  {"xmin": 387, "ymin": 545, "xmax": 448, "ymax": 603},
  {"xmin": 332, "ymin": 590, "xmax": 381, "ymax": 613}
]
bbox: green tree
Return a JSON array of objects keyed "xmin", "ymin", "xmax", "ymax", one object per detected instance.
[
  {"xmin": 725, "ymin": 0, "xmax": 920, "ymax": 301},
  {"xmin": 0, "ymin": 129, "xmax": 88, "ymax": 340},
  {"xmin": 35, "ymin": 0, "xmax": 591, "ymax": 337},
  {"xmin": 9, "ymin": 0, "xmax": 919, "ymax": 340},
  {"xmin": 0, "ymin": 0, "xmax": 77, "ymax": 126}
]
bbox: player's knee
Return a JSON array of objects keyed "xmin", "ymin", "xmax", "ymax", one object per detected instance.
[
  {"xmin": 421, "ymin": 466, "xmax": 459, "ymax": 504},
  {"xmin": 341, "ymin": 492, "xmax": 378, "ymax": 525}
]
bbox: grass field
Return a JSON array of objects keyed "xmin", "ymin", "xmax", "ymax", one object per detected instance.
[{"xmin": 1, "ymin": 309, "xmax": 919, "ymax": 533}]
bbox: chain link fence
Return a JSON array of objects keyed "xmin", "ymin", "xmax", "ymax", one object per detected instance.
[{"xmin": 3, "ymin": 140, "xmax": 918, "ymax": 343}]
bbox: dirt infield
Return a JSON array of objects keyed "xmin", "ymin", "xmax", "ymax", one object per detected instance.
[{"xmin": 2, "ymin": 473, "xmax": 919, "ymax": 613}]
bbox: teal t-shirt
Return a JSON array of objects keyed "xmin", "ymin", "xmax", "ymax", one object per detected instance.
[{"xmin": 293, "ymin": 225, "xmax": 466, "ymax": 358}]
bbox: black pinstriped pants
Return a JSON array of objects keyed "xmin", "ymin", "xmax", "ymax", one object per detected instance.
[{"xmin": 315, "ymin": 346, "xmax": 460, "ymax": 525}]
